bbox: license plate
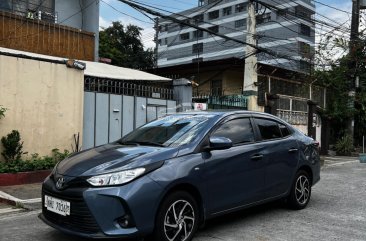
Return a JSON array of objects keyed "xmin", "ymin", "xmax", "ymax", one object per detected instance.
[{"xmin": 44, "ymin": 195, "xmax": 71, "ymax": 216}]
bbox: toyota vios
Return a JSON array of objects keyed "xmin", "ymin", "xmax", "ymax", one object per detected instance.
[{"xmin": 39, "ymin": 111, "xmax": 320, "ymax": 241}]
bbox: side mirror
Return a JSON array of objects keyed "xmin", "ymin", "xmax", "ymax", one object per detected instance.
[{"xmin": 208, "ymin": 137, "xmax": 233, "ymax": 150}]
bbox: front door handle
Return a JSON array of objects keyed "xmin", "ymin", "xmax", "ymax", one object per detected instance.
[
  {"xmin": 251, "ymin": 154, "xmax": 263, "ymax": 161},
  {"xmin": 288, "ymin": 148, "xmax": 298, "ymax": 153}
]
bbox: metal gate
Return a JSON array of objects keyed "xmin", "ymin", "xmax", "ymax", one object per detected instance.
[{"xmin": 82, "ymin": 79, "xmax": 176, "ymax": 150}]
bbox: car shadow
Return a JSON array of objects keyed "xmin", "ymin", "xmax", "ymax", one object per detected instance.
[
  {"xmin": 198, "ymin": 200, "xmax": 288, "ymax": 233},
  {"xmin": 46, "ymin": 201, "xmax": 289, "ymax": 241}
]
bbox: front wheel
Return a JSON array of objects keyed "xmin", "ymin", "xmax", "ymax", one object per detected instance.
[
  {"xmin": 287, "ymin": 170, "xmax": 312, "ymax": 210},
  {"xmin": 153, "ymin": 191, "xmax": 199, "ymax": 241}
]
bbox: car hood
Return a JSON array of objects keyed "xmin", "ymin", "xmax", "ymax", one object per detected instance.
[{"xmin": 56, "ymin": 143, "xmax": 179, "ymax": 177}]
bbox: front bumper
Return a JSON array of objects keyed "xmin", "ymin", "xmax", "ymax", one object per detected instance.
[{"xmin": 40, "ymin": 174, "xmax": 163, "ymax": 239}]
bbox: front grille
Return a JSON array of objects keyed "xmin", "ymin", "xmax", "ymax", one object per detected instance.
[{"xmin": 42, "ymin": 188, "xmax": 100, "ymax": 234}]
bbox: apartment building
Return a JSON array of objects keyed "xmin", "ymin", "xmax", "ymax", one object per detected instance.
[{"xmin": 156, "ymin": 0, "xmax": 315, "ymax": 73}]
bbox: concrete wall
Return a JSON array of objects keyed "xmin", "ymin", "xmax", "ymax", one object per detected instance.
[{"xmin": 0, "ymin": 55, "xmax": 84, "ymax": 160}]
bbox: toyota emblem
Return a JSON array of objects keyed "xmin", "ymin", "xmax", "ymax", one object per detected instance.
[{"xmin": 56, "ymin": 177, "xmax": 65, "ymax": 189}]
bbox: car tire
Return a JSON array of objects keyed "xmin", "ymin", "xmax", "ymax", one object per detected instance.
[
  {"xmin": 287, "ymin": 170, "xmax": 312, "ymax": 210},
  {"xmin": 153, "ymin": 191, "xmax": 199, "ymax": 241}
]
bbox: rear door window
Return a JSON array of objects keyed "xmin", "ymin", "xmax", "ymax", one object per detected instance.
[
  {"xmin": 212, "ymin": 118, "xmax": 255, "ymax": 145},
  {"xmin": 255, "ymin": 118, "xmax": 282, "ymax": 140},
  {"xmin": 279, "ymin": 124, "xmax": 291, "ymax": 137}
]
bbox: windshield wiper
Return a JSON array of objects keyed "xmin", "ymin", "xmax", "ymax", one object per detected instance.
[
  {"xmin": 118, "ymin": 140, "xmax": 165, "ymax": 147},
  {"xmin": 118, "ymin": 141, "xmax": 140, "ymax": 146},
  {"xmin": 134, "ymin": 141, "xmax": 166, "ymax": 147}
]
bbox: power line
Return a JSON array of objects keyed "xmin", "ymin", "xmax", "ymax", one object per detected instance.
[
  {"xmin": 313, "ymin": 0, "xmax": 351, "ymax": 15},
  {"xmin": 100, "ymin": 0, "xmax": 154, "ymax": 24},
  {"xmin": 263, "ymin": 0, "xmax": 351, "ymax": 34},
  {"xmin": 116, "ymin": 0, "xmax": 308, "ymax": 64}
]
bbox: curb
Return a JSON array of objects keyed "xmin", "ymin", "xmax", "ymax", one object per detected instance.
[{"xmin": 0, "ymin": 191, "xmax": 41, "ymax": 210}]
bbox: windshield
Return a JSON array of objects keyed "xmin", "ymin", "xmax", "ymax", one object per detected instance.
[{"xmin": 119, "ymin": 114, "xmax": 214, "ymax": 147}]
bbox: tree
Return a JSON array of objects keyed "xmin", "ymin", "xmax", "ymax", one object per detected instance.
[
  {"xmin": 314, "ymin": 21, "xmax": 366, "ymax": 144},
  {"xmin": 99, "ymin": 22, "xmax": 155, "ymax": 70}
]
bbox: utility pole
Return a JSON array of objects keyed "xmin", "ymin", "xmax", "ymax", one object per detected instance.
[
  {"xmin": 348, "ymin": 0, "xmax": 360, "ymax": 139},
  {"xmin": 244, "ymin": 0, "xmax": 262, "ymax": 111},
  {"xmin": 153, "ymin": 17, "xmax": 159, "ymax": 72}
]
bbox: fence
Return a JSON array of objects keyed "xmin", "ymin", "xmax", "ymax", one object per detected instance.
[
  {"xmin": 0, "ymin": 11, "xmax": 95, "ymax": 61},
  {"xmin": 193, "ymin": 94, "xmax": 248, "ymax": 110},
  {"xmin": 84, "ymin": 77, "xmax": 174, "ymax": 100}
]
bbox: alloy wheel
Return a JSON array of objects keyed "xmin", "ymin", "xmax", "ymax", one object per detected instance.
[
  {"xmin": 163, "ymin": 199, "xmax": 195, "ymax": 241},
  {"xmin": 295, "ymin": 175, "xmax": 310, "ymax": 205}
]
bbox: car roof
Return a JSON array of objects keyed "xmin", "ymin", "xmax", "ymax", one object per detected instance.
[
  {"xmin": 176, "ymin": 110, "xmax": 276, "ymax": 118},
  {"xmin": 172, "ymin": 110, "xmax": 290, "ymax": 126}
]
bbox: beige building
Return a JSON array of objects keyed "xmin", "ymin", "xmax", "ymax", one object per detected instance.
[{"xmin": 0, "ymin": 48, "xmax": 84, "ymax": 160}]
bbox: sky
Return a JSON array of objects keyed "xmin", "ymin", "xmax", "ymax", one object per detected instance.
[{"xmin": 99, "ymin": 0, "xmax": 354, "ymax": 50}]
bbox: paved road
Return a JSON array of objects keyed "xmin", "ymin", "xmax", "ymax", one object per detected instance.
[{"xmin": 1, "ymin": 162, "xmax": 365, "ymax": 241}]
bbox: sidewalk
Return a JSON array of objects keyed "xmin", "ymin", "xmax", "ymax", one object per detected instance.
[
  {"xmin": 322, "ymin": 155, "xmax": 359, "ymax": 168},
  {"xmin": 0, "ymin": 183, "xmax": 42, "ymax": 211}
]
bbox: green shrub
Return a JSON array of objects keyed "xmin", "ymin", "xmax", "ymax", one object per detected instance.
[
  {"xmin": 0, "ymin": 106, "xmax": 6, "ymax": 119},
  {"xmin": 1, "ymin": 130, "xmax": 23, "ymax": 162},
  {"xmin": 0, "ymin": 149, "xmax": 70, "ymax": 173},
  {"xmin": 335, "ymin": 135, "xmax": 354, "ymax": 156}
]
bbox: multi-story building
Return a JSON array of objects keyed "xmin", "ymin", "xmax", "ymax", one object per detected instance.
[
  {"xmin": 154, "ymin": 0, "xmax": 326, "ymax": 145},
  {"xmin": 156, "ymin": 0, "xmax": 315, "ymax": 73},
  {"xmin": 0, "ymin": 0, "xmax": 99, "ymax": 60}
]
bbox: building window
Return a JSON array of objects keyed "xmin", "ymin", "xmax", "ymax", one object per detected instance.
[
  {"xmin": 211, "ymin": 79, "xmax": 222, "ymax": 96},
  {"xmin": 180, "ymin": 19, "xmax": 190, "ymax": 29},
  {"xmin": 180, "ymin": 33, "xmax": 190, "ymax": 41},
  {"xmin": 276, "ymin": 8, "xmax": 289, "ymax": 19},
  {"xmin": 192, "ymin": 43, "xmax": 203, "ymax": 54},
  {"xmin": 193, "ymin": 30, "xmax": 204, "ymax": 38},
  {"xmin": 208, "ymin": 10, "xmax": 220, "ymax": 20},
  {"xmin": 223, "ymin": 6, "xmax": 232, "ymax": 16},
  {"xmin": 296, "ymin": 6, "xmax": 313, "ymax": 21},
  {"xmin": 256, "ymin": 13, "xmax": 271, "ymax": 25},
  {"xmin": 208, "ymin": 25, "xmax": 219, "ymax": 33},
  {"xmin": 193, "ymin": 14, "xmax": 204, "ymax": 24},
  {"xmin": 235, "ymin": 19, "xmax": 246, "ymax": 28},
  {"xmin": 300, "ymin": 24, "xmax": 311, "ymax": 36},
  {"xmin": 235, "ymin": 3, "xmax": 247, "ymax": 13},
  {"xmin": 299, "ymin": 41, "xmax": 311, "ymax": 57},
  {"xmin": 300, "ymin": 60, "xmax": 311, "ymax": 73}
]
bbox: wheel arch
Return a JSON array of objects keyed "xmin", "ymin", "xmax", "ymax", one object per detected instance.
[
  {"xmin": 298, "ymin": 165, "xmax": 313, "ymax": 184},
  {"xmin": 158, "ymin": 183, "xmax": 206, "ymax": 226}
]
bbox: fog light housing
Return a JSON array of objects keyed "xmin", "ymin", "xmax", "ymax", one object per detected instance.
[{"xmin": 117, "ymin": 214, "xmax": 135, "ymax": 228}]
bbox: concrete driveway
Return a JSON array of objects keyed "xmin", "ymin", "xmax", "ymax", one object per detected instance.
[{"xmin": 0, "ymin": 161, "xmax": 365, "ymax": 241}]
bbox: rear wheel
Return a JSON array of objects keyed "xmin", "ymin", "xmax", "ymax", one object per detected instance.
[
  {"xmin": 153, "ymin": 191, "xmax": 199, "ymax": 241},
  {"xmin": 287, "ymin": 170, "xmax": 311, "ymax": 210}
]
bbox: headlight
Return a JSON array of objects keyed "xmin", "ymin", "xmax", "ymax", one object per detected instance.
[{"xmin": 87, "ymin": 168, "xmax": 146, "ymax": 187}]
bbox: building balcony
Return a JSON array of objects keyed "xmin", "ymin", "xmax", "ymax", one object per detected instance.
[{"xmin": 0, "ymin": 10, "xmax": 95, "ymax": 61}]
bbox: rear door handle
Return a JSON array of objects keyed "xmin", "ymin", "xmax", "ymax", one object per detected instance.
[
  {"xmin": 251, "ymin": 154, "xmax": 263, "ymax": 161},
  {"xmin": 288, "ymin": 148, "xmax": 298, "ymax": 153}
]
